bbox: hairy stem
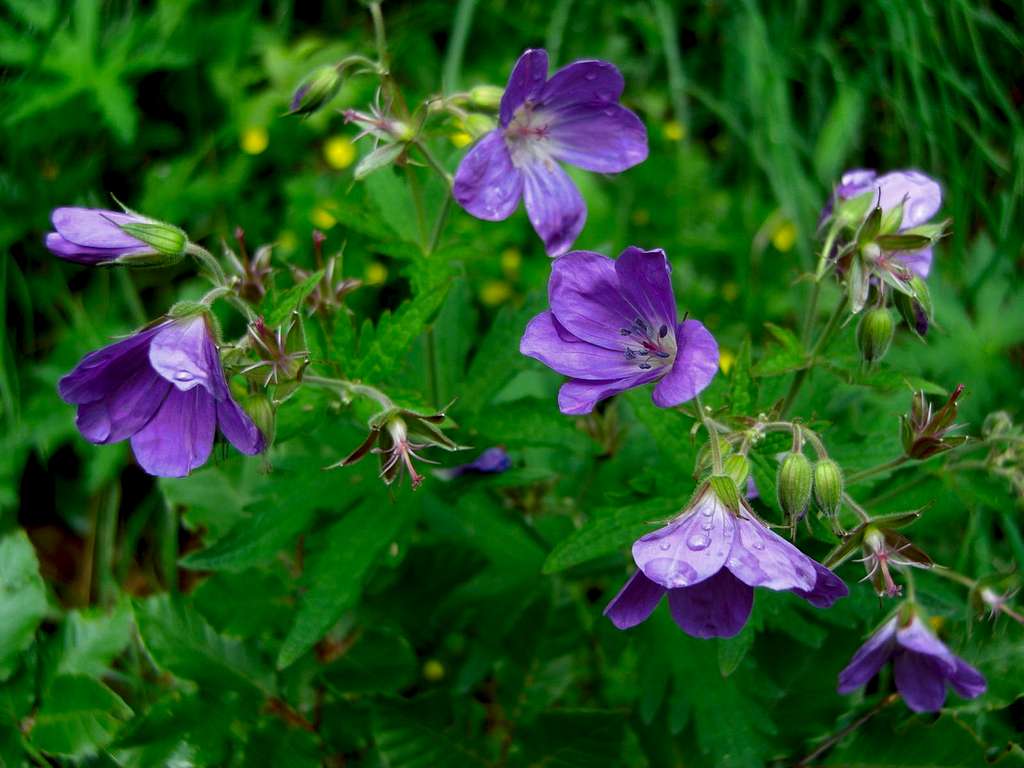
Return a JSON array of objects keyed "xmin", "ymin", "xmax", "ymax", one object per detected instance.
[
  {"xmin": 846, "ymin": 456, "xmax": 909, "ymax": 485},
  {"xmin": 780, "ymin": 295, "xmax": 848, "ymax": 417}
]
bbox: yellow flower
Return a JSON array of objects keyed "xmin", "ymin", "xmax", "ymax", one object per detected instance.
[
  {"xmin": 663, "ymin": 121, "xmax": 685, "ymax": 142},
  {"xmin": 365, "ymin": 262, "xmax": 388, "ymax": 286},
  {"xmin": 240, "ymin": 126, "xmax": 269, "ymax": 155},
  {"xmin": 719, "ymin": 349, "xmax": 736, "ymax": 374},
  {"xmin": 722, "ymin": 282, "xmax": 739, "ymax": 303},
  {"xmin": 323, "ymin": 135, "xmax": 356, "ymax": 169},
  {"xmin": 480, "ymin": 280, "xmax": 512, "ymax": 306},
  {"xmin": 422, "ymin": 659, "xmax": 445, "ymax": 682},
  {"xmin": 450, "ymin": 131, "xmax": 473, "ymax": 148},
  {"xmin": 772, "ymin": 221, "xmax": 797, "ymax": 252},
  {"xmin": 500, "ymin": 247, "xmax": 521, "ymax": 277},
  {"xmin": 311, "ymin": 207, "xmax": 337, "ymax": 230}
]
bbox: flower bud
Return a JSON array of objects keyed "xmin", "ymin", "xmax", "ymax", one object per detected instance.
[
  {"xmin": 812, "ymin": 459, "xmax": 843, "ymax": 519},
  {"xmin": 463, "ymin": 113, "xmax": 496, "ymax": 138},
  {"xmin": 856, "ymin": 307, "xmax": 894, "ymax": 364},
  {"xmin": 777, "ymin": 452, "xmax": 813, "ymax": 522},
  {"xmin": 289, "ymin": 65, "xmax": 343, "ymax": 116},
  {"xmin": 894, "ymin": 276, "xmax": 932, "ymax": 337},
  {"xmin": 723, "ymin": 454, "xmax": 750, "ymax": 491},
  {"xmin": 241, "ymin": 393, "xmax": 276, "ymax": 448},
  {"xmin": 115, "ymin": 219, "xmax": 188, "ymax": 261},
  {"xmin": 468, "ymin": 84, "xmax": 503, "ymax": 110}
]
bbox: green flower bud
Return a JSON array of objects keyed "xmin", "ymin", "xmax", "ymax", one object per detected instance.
[
  {"xmin": 856, "ymin": 307, "xmax": 895, "ymax": 364},
  {"xmin": 468, "ymin": 84, "xmax": 504, "ymax": 110},
  {"xmin": 463, "ymin": 113, "xmax": 496, "ymax": 138},
  {"xmin": 117, "ymin": 220, "xmax": 188, "ymax": 260},
  {"xmin": 723, "ymin": 454, "xmax": 750, "ymax": 491},
  {"xmin": 289, "ymin": 65, "xmax": 343, "ymax": 116},
  {"xmin": 241, "ymin": 393, "xmax": 276, "ymax": 448},
  {"xmin": 812, "ymin": 459, "xmax": 843, "ymax": 519},
  {"xmin": 777, "ymin": 452, "xmax": 813, "ymax": 521}
]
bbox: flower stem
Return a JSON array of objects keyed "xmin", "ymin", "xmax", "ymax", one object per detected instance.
[
  {"xmin": 414, "ymin": 138, "xmax": 454, "ymax": 189},
  {"xmin": 797, "ymin": 694, "xmax": 899, "ymax": 767},
  {"xmin": 842, "ymin": 491, "xmax": 871, "ymax": 523},
  {"xmin": 846, "ymin": 456, "xmax": 909, "ymax": 485},
  {"xmin": 780, "ymin": 295, "xmax": 848, "ymax": 417},
  {"xmin": 304, "ymin": 374, "xmax": 394, "ymax": 409},
  {"xmin": 186, "ymin": 242, "xmax": 228, "ymax": 287},
  {"xmin": 695, "ymin": 394, "xmax": 723, "ymax": 474}
]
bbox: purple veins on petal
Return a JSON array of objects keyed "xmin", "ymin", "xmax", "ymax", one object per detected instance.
[
  {"xmin": 837, "ymin": 618, "xmax": 899, "ymax": 694},
  {"xmin": 452, "ymin": 131, "xmax": 523, "ymax": 221},
  {"xmin": 667, "ymin": 568, "xmax": 754, "ymax": 639},
  {"xmin": 603, "ymin": 570, "xmax": 665, "ymax": 630}
]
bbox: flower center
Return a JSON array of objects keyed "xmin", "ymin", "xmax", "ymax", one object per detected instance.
[
  {"xmin": 619, "ymin": 317, "xmax": 675, "ymax": 371},
  {"xmin": 504, "ymin": 102, "xmax": 553, "ymax": 167}
]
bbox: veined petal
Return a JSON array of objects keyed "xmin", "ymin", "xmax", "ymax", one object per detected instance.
[
  {"xmin": 652, "ymin": 320, "xmax": 719, "ymax": 408},
  {"xmin": 453, "ymin": 131, "xmax": 523, "ymax": 221},
  {"xmin": 537, "ymin": 59, "xmax": 624, "ymax": 109},
  {"xmin": 948, "ymin": 659, "xmax": 986, "ymax": 700},
  {"xmin": 837, "ymin": 617, "xmax": 898, "ymax": 693},
  {"xmin": 790, "ymin": 560, "xmax": 848, "ymax": 608},
  {"xmin": 45, "ymin": 233, "xmax": 152, "ymax": 263},
  {"xmin": 632, "ymin": 493, "xmax": 734, "ymax": 589},
  {"xmin": 548, "ymin": 250, "xmax": 636, "ymax": 349},
  {"xmin": 557, "ymin": 371, "xmax": 657, "ymax": 414},
  {"xmin": 129, "ymin": 386, "xmax": 216, "ymax": 477},
  {"xmin": 603, "ymin": 571, "xmax": 665, "ymax": 630},
  {"xmin": 149, "ymin": 316, "xmax": 216, "ymax": 395},
  {"xmin": 521, "ymin": 160, "xmax": 585, "ymax": 256},
  {"xmin": 725, "ymin": 513, "xmax": 817, "ymax": 592},
  {"xmin": 614, "ymin": 247, "xmax": 677, "ymax": 334},
  {"xmin": 548, "ymin": 102, "xmax": 648, "ymax": 173},
  {"xmin": 52, "ymin": 207, "xmax": 145, "ymax": 249},
  {"xmin": 895, "ymin": 616, "xmax": 957, "ymax": 674},
  {"xmin": 893, "ymin": 247, "xmax": 933, "ymax": 279},
  {"xmin": 874, "ymin": 171, "xmax": 942, "ymax": 229},
  {"xmin": 500, "ymin": 49, "xmax": 548, "ymax": 127},
  {"xmin": 893, "ymin": 652, "xmax": 948, "ymax": 712},
  {"xmin": 520, "ymin": 311, "xmax": 640, "ymax": 380},
  {"xmin": 667, "ymin": 570, "xmax": 753, "ymax": 639},
  {"xmin": 58, "ymin": 324, "xmax": 166, "ymax": 405}
]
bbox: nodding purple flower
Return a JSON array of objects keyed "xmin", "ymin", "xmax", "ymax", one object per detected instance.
[
  {"xmin": 45, "ymin": 207, "xmax": 187, "ymax": 266},
  {"xmin": 826, "ymin": 169, "xmax": 942, "ymax": 278},
  {"xmin": 520, "ymin": 246, "xmax": 718, "ymax": 415},
  {"xmin": 453, "ymin": 49, "xmax": 648, "ymax": 256},
  {"xmin": 58, "ymin": 313, "xmax": 264, "ymax": 477},
  {"xmin": 604, "ymin": 486, "xmax": 847, "ymax": 638},
  {"xmin": 437, "ymin": 446, "xmax": 512, "ymax": 480},
  {"xmin": 838, "ymin": 614, "xmax": 986, "ymax": 712}
]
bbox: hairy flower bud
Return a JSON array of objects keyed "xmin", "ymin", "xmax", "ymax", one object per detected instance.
[
  {"xmin": 894, "ymin": 276, "xmax": 933, "ymax": 337},
  {"xmin": 813, "ymin": 459, "xmax": 843, "ymax": 519},
  {"xmin": 468, "ymin": 84, "xmax": 504, "ymax": 110},
  {"xmin": 723, "ymin": 454, "xmax": 750, "ymax": 491},
  {"xmin": 777, "ymin": 452, "xmax": 813, "ymax": 522},
  {"xmin": 289, "ymin": 64, "xmax": 343, "ymax": 116},
  {"xmin": 856, "ymin": 307, "xmax": 894, "ymax": 364}
]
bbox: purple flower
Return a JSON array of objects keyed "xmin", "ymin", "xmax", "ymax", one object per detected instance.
[
  {"xmin": 604, "ymin": 486, "xmax": 847, "ymax": 638},
  {"xmin": 453, "ymin": 49, "xmax": 648, "ymax": 256},
  {"xmin": 520, "ymin": 246, "xmax": 718, "ymax": 415},
  {"xmin": 828, "ymin": 169, "xmax": 942, "ymax": 278},
  {"xmin": 838, "ymin": 615, "xmax": 986, "ymax": 712},
  {"xmin": 45, "ymin": 207, "xmax": 186, "ymax": 266},
  {"xmin": 437, "ymin": 446, "xmax": 511, "ymax": 479},
  {"xmin": 59, "ymin": 313, "xmax": 264, "ymax": 477}
]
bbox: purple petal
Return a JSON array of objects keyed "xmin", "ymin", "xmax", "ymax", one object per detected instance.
[
  {"xmin": 893, "ymin": 247, "xmax": 933, "ymax": 279},
  {"xmin": 725, "ymin": 513, "xmax": 817, "ymax": 592},
  {"xmin": 632, "ymin": 493, "xmax": 734, "ymax": 589},
  {"xmin": 556, "ymin": 371, "xmax": 658, "ymax": 415},
  {"xmin": 129, "ymin": 386, "xmax": 216, "ymax": 477},
  {"xmin": 873, "ymin": 171, "xmax": 942, "ymax": 229},
  {"xmin": 217, "ymin": 398, "xmax": 264, "ymax": 455},
  {"xmin": 448, "ymin": 447, "xmax": 511, "ymax": 476},
  {"xmin": 75, "ymin": 401, "xmax": 112, "ymax": 443},
  {"xmin": 837, "ymin": 617, "xmax": 898, "ymax": 694},
  {"xmin": 667, "ymin": 569, "xmax": 754, "ymax": 639},
  {"xmin": 790, "ymin": 560, "xmax": 848, "ymax": 608},
  {"xmin": 521, "ymin": 160, "xmax": 586, "ymax": 256},
  {"xmin": 895, "ymin": 616, "xmax": 957, "ymax": 675},
  {"xmin": 548, "ymin": 251, "xmax": 636, "ymax": 349},
  {"xmin": 520, "ymin": 311, "xmax": 639, "ymax": 380},
  {"xmin": 893, "ymin": 652, "xmax": 948, "ymax": 713},
  {"xmin": 652, "ymin": 319, "xmax": 719, "ymax": 408},
  {"xmin": 537, "ymin": 59, "xmax": 624, "ymax": 109},
  {"xmin": 548, "ymin": 102, "xmax": 648, "ymax": 173},
  {"xmin": 948, "ymin": 658, "xmax": 986, "ymax": 700},
  {"xmin": 837, "ymin": 169, "xmax": 878, "ymax": 199},
  {"xmin": 614, "ymin": 247, "xmax": 677, "ymax": 334},
  {"xmin": 453, "ymin": 130, "xmax": 523, "ymax": 221},
  {"xmin": 603, "ymin": 571, "xmax": 665, "ymax": 629},
  {"xmin": 499, "ymin": 49, "xmax": 548, "ymax": 127},
  {"xmin": 51, "ymin": 207, "xmax": 145, "ymax": 249},
  {"xmin": 59, "ymin": 324, "xmax": 166, "ymax": 405},
  {"xmin": 45, "ymin": 233, "xmax": 152, "ymax": 264},
  {"xmin": 149, "ymin": 316, "xmax": 217, "ymax": 395}
]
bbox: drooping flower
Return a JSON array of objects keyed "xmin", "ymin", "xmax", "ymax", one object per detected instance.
[
  {"xmin": 45, "ymin": 207, "xmax": 187, "ymax": 266},
  {"xmin": 520, "ymin": 247, "xmax": 718, "ymax": 414},
  {"xmin": 436, "ymin": 446, "xmax": 512, "ymax": 480},
  {"xmin": 604, "ymin": 485, "xmax": 847, "ymax": 638},
  {"xmin": 838, "ymin": 613, "xmax": 986, "ymax": 712},
  {"xmin": 454, "ymin": 49, "xmax": 648, "ymax": 256},
  {"xmin": 58, "ymin": 313, "xmax": 264, "ymax": 477}
]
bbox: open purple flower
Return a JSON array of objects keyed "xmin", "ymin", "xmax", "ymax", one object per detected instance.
[
  {"xmin": 45, "ymin": 207, "xmax": 186, "ymax": 266},
  {"xmin": 453, "ymin": 49, "xmax": 648, "ymax": 256},
  {"xmin": 604, "ymin": 486, "xmax": 847, "ymax": 638},
  {"xmin": 827, "ymin": 169, "xmax": 942, "ymax": 278},
  {"xmin": 520, "ymin": 246, "xmax": 718, "ymax": 414},
  {"xmin": 838, "ymin": 614, "xmax": 986, "ymax": 712},
  {"xmin": 59, "ymin": 313, "xmax": 264, "ymax": 477}
]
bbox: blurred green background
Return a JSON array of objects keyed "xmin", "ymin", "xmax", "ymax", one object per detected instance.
[{"xmin": 1, "ymin": 1, "xmax": 1023, "ymax": 766}]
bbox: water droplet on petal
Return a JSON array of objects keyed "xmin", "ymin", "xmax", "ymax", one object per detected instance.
[
  {"xmin": 701, "ymin": 507, "xmax": 714, "ymax": 517},
  {"xmin": 584, "ymin": 71, "xmax": 597, "ymax": 81},
  {"xmin": 752, "ymin": 541, "xmax": 765, "ymax": 551},
  {"xmin": 174, "ymin": 371, "xmax": 194, "ymax": 382},
  {"xmin": 687, "ymin": 534, "xmax": 711, "ymax": 551},
  {"xmin": 659, "ymin": 541, "xmax": 672, "ymax": 551},
  {"xmin": 701, "ymin": 521, "xmax": 714, "ymax": 531}
]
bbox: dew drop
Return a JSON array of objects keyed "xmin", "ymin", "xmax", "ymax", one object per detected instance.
[
  {"xmin": 659, "ymin": 541, "xmax": 672, "ymax": 551},
  {"xmin": 584, "ymin": 71, "xmax": 598, "ymax": 81},
  {"xmin": 701, "ymin": 507, "xmax": 714, "ymax": 517},
  {"xmin": 174, "ymin": 371, "xmax": 194, "ymax": 382},
  {"xmin": 701, "ymin": 521, "xmax": 714, "ymax": 531},
  {"xmin": 752, "ymin": 541, "xmax": 765, "ymax": 551},
  {"xmin": 687, "ymin": 534, "xmax": 710, "ymax": 551}
]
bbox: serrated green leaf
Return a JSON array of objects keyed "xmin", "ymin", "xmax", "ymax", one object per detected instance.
[
  {"xmin": 373, "ymin": 694, "xmax": 488, "ymax": 768},
  {"xmin": 57, "ymin": 597, "xmax": 133, "ymax": 678},
  {"xmin": 30, "ymin": 675, "xmax": 132, "ymax": 759},
  {"xmin": 513, "ymin": 710, "xmax": 625, "ymax": 768},
  {"xmin": 0, "ymin": 530, "xmax": 47, "ymax": 680},
  {"xmin": 262, "ymin": 270, "xmax": 324, "ymax": 327}
]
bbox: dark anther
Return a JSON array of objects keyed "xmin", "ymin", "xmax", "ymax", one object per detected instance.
[{"xmin": 659, "ymin": 324, "xmax": 668, "ymax": 338}]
